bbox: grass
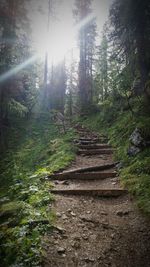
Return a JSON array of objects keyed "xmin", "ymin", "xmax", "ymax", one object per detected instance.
[
  {"xmin": 80, "ymin": 104, "xmax": 150, "ymax": 216},
  {"xmin": 0, "ymin": 114, "xmax": 76, "ymax": 267}
]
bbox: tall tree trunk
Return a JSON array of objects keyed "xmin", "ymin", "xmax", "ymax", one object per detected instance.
[{"xmin": 43, "ymin": 0, "xmax": 51, "ymax": 109}]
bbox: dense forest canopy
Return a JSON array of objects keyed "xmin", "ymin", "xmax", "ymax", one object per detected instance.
[
  {"xmin": 0, "ymin": 0, "xmax": 109, "ymax": 149},
  {"xmin": 0, "ymin": 0, "xmax": 150, "ymax": 266},
  {"xmin": 0, "ymin": 0, "xmax": 149, "ymax": 145}
]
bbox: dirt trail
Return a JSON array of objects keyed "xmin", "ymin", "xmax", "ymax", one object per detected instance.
[{"xmin": 43, "ymin": 127, "xmax": 150, "ymax": 267}]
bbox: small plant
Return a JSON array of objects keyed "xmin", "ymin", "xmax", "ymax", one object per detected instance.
[{"xmin": 0, "ymin": 116, "xmax": 76, "ymax": 266}]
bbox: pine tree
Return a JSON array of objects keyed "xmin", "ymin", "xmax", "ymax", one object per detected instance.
[
  {"xmin": 110, "ymin": 0, "xmax": 150, "ymax": 98},
  {"xmin": 0, "ymin": 0, "xmax": 37, "ymax": 149},
  {"xmin": 74, "ymin": 0, "xmax": 96, "ymax": 114},
  {"xmin": 47, "ymin": 60, "xmax": 67, "ymax": 114}
]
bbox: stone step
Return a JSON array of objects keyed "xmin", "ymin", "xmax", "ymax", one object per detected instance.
[
  {"xmin": 78, "ymin": 140, "xmax": 99, "ymax": 145},
  {"xmin": 79, "ymin": 139, "xmax": 108, "ymax": 144},
  {"xmin": 51, "ymin": 188, "xmax": 128, "ymax": 197},
  {"xmin": 75, "ymin": 138, "xmax": 108, "ymax": 144},
  {"xmin": 53, "ymin": 177, "xmax": 120, "ymax": 191},
  {"xmin": 76, "ymin": 130, "xmax": 92, "ymax": 134},
  {"xmin": 50, "ymin": 171, "xmax": 117, "ymax": 180},
  {"xmin": 78, "ymin": 149, "xmax": 114, "ymax": 155},
  {"xmin": 79, "ymin": 138, "xmax": 100, "ymax": 142},
  {"xmin": 62, "ymin": 163, "xmax": 116, "ymax": 174},
  {"xmin": 78, "ymin": 144, "xmax": 111, "ymax": 150}
]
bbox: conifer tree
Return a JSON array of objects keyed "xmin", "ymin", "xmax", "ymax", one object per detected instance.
[
  {"xmin": 0, "ymin": 0, "xmax": 37, "ymax": 148},
  {"xmin": 74, "ymin": 0, "xmax": 96, "ymax": 113},
  {"xmin": 110, "ymin": 0, "xmax": 150, "ymax": 98}
]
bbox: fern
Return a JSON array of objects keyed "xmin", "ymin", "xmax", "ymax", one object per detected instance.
[{"xmin": 8, "ymin": 99, "xmax": 28, "ymax": 117}]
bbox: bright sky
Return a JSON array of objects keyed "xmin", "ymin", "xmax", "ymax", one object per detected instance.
[
  {"xmin": 29, "ymin": 0, "xmax": 113, "ymax": 64},
  {"xmin": 94, "ymin": 0, "xmax": 113, "ymax": 33}
]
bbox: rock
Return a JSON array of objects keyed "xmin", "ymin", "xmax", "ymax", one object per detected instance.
[
  {"xmin": 83, "ymin": 257, "xmax": 95, "ymax": 263},
  {"xmin": 124, "ymin": 210, "xmax": 130, "ymax": 215},
  {"xmin": 127, "ymin": 127, "xmax": 148, "ymax": 156},
  {"xmin": 71, "ymin": 212, "xmax": 76, "ymax": 217},
  {"xmin": 129, "ymin": 128, "xmax": 145, "ymax": 147},
  {"xmin": 57, "ymin": 247, "xmax": 66, "ymax": 254},
  {"xmin": 127, "ymin": 145, "xmax": 141, "ymax": 156},
  {"xmin": 71, "ymin": 236, "xmax": 81, "ymax": 248},
  {"xmin": 87, "ymin": 211, "xmax": 91, "ymax": 214},
  {"xmin": 98, "ymin": 255, "xmax": 104, "ymax": 260},
  {"xmin": 74, "ymin": 241, "xmax": 81, "ymax": 249},
  {"xmin": 56, "ymin": 212, "xmax": 62, "ymax": 218},
  {"xmin": 116, "ymin": 210, "xmax": 130, "ymax": 216},
  {"xmin": 111, "ymin": 233, "xmax": 115, "ymax": 239},
  {"xmin": 62, "ymin": 214, "xmax": 68, "ymax": 220},
  {"xmin": 79, "ymin": 215, "xmax": 99, "ymax": 225},
  {"xmin": 83, "ymin": 226, "xmax": 88, "ymax": 232},
  {"xmin": 112, "ymin": 182, "xmax": 117, "ymax": 185},
  {"xmin": 116, "ymin": 162, "xmax": 124, "ymax": 169},
  {"xmin": 77, "ymin": 223, "xmax": 84, "ymax": 227},
  {"xmin": 82, "ymin": 234, "xmax": 89, "ymax": 240},
  {"xmin": 116, "ymin": 211, "xmax": 124, "ymax": 216},
  {"xmin": 102, "ymin": 222, "xmax": 110, "ymax": 229},
  {"xmin": 110, "ymin": 246, "xmax": 118, "ymax": 252},
  {"xmin": 62, "ymin": 180, "xmax": 70, "ymax": 185},
  {"xmin": 57, "ymin": 180, "xmax": 69, "ymax": 185},
  {"xmin": 111, "ymin": 177, "xmax": 118, "ymax": 182},
  {"xmin": 54, "ymin": 240, "xmax": 59, "ymax": 245},
  {"xmin": 62, "ymin": 234, "xmax": 68, "ymax": 239},
  {"xmin": 71, "ymin": 240, "xmax": 81, "ymax": 249},
  {"xmin": 73, "ymin": 236, "xmax": 81, "ymax": 242},
  {"xmin": 79, "ymin": 215, "xmax": 89, "ymax": 221},
  {"xmin": 54, "ymin": 226, "xmax": 66, "ymax": 234},
  {"xmin": 101, "ymin": 211, "xmax": 108, "ymax": 216}
]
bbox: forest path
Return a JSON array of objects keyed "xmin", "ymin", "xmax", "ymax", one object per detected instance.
[{"xmin": 43, "ymin": 126, "xmax": 150, "ymax": 267}]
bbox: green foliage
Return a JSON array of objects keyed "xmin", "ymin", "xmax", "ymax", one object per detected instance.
[
  {"xmin": 121, "ymin": 159, "xmax": 150, "ymax": 215},
  {"xmin": 0, "ymin": 116, "xmax": 76, "ymax": 266},
  {"xmin": 8, "ymin": 99, "xmax": 28, "ymax": 117},
  {"xmin": 0, "ymin": 0, "xmax": 39, "ymax": 153},
  {"xmin": 81, "ymin": 100, "xmax": 150, "ymax": 215},
  {"xmin": 109, "ymin": 0, "xmax": 150, "ymax": 95}
]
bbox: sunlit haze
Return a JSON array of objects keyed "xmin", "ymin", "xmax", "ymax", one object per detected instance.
[{"xmin": 29, "ymin": 0, "xmax": 112, "ymax": 65}]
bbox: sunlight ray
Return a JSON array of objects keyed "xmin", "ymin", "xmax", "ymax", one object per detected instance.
[
  {"xmin": 0, "ymin": 55, "xmax": 38, "ymax": 83},
  {"xmin": 34, "ymin": 12, "xmax": 96, "ymax": 65},
  {"xmin": 75, "ymin": 13, "xmax": 96, "ymax": 32}
]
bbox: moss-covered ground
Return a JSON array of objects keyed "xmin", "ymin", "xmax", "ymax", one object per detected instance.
[{"xmin": 0, "ymin": 114, "xmax": 76, "ymax": 267}]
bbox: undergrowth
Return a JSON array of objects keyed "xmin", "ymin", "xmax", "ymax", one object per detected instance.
[
  {"xmin": 80, "ymin": 99, "xmax": 150, "ymax": 215},
  {"xmin": 0, "ymin": 114, "xmax": 76, "ymax": 267}
]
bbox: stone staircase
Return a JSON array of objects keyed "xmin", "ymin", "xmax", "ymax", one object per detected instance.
[{"xmin": 49, "ymin": 126, "xmax": 127, "ymax": 198}]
